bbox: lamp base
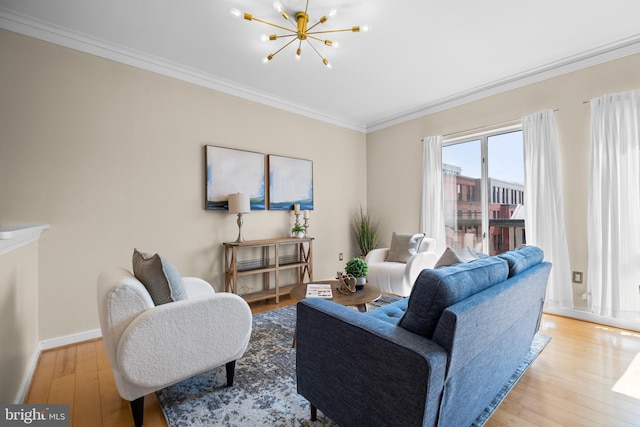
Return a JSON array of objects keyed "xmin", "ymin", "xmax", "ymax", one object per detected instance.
[{"xmin": 235, "ymin": 213, "xmax": 245, "ymax": 243}]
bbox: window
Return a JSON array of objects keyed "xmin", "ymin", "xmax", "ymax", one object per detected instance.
[{"xmin": 442, "ymin": 127, "xmax": 525, "ymax": 255}]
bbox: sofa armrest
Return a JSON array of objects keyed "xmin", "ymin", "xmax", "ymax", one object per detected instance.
[
  {"xmin": 117, "ymin": 293, "xmax": 251, "ymax": 389},
  {"xmin": 364, "ymin": 247, "xmax": 389, "ymax": 264},
  {"xmin": 296, "ymin": 299, "xmax": 447, "ymax": 427},
  {"xmin": 405, "ymin": 251, "xmax": 439, "ymax": 287}
]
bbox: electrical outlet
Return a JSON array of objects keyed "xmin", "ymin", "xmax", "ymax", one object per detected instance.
[
  {"xmin": 339, "ymin": 253, "xmax": 343, "ymax": 261},
  {"xmin": 572, "ymin": 271, "xmax": 583, "ymax": 284}
]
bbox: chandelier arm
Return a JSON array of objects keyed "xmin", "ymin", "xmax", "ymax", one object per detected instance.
[
  {"xmin": 306, "ymin": 34, "xmax": 330, "ymax": 44},
  {"xmin": 306, "ymin": 20, "xmax": 323, "ymax": 32},
  {"xmin": 270, "ymin": 37, "xmax": 299, "ymax": 58},
  {"xmin": 307, "ymin": 28, "xmax": 359, "ymax": 35},
  {"xmin": 250, "ymin": 17, "xmax": 297, "ymax": 34},
  {"xmin": 306, "ymin": 39, "xmax": 325, "ymax": 61}
]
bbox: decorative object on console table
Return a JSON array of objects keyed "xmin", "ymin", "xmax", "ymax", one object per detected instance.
[
  {"xmin": 228, "ymin": 193, "xmax": 251, "ymax": 243},
  {"xmin": 344, "ymin": 257, "xmax": 368, "ymax": 290},
  {"xmin": 303, "ymin": 210, "xmax": 310, "ymax": 237},
  {"xmin": 291, "ymin": 224, "xmax": 305, "ymax": 238},
  {"xmin": 223, "ymin": 237, "xmax": 314, "ymax": 304}
]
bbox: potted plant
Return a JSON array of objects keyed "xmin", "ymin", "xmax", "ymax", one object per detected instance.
[
  {"xmin": 291, "ymin": 224, "xmax": 305, "ymax": 238},
  {"xmin": 353, "ymin": 206, "xmax": 380, "ymax": 257},
  {"xmin": 345, "ymin": 257, "xmax": 368, "ymax": 290}
]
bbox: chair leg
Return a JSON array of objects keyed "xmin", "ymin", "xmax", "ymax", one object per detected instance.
[
  {"xmin": 310, "ymin": 404, "xmax": 317, "ymax": 421},
  {"xmin": 130, "ymin": 396, "xmax": 144, "ymax": 427},
  {"xmin": 226, "ymin": 360, "xmax": 236, "ymax": 387}
]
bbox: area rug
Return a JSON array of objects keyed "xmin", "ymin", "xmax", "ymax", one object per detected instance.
[{"xmin": 157, "ymin": 295, "xmax": 550, "ymax": 426}]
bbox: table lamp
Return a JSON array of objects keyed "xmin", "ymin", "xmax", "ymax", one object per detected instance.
[{"xmin": 228, "ymin": 193, "xmax": 250, "ymax": 242}]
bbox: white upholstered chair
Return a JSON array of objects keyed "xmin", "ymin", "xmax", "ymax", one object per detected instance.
[
  {"xmin": 365, "ymin": 235, "xmax": 439, "ymax": 296},
  {"xmin": 97, "ymin": 267, "xmax": 252, "ymax": 427}
]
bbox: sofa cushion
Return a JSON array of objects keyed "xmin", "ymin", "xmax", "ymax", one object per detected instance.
[
  {"xmin": 386, "ymin": 232, "xmax": 425, "ymax": 263},
  {"xmin": 132, "ymin": 249, "xmax": 187, "ymax": 305},
  {"xmin": 498, "ymin": 246, "xmax": 544, "ymax": 277},
  {"xmin": 398, "ymin": 257, "xmax": 509, "ymax": 339}
]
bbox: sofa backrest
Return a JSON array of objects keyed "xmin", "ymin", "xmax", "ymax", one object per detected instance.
[
  {"xmin": 397, "ymin": 256, "xmax": 509, "ymax": 339},
  {"xmin": 498, "ymin": 245, "xmax": 545, "ymax": 277},
  {"xmin": 432, "ymin": 257, "xmax": 551, "ymax": 427}
]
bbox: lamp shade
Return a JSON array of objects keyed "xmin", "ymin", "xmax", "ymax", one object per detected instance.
[{"xmin": 228, "ymin": 193, "xmax": 251, "ymax": 214}]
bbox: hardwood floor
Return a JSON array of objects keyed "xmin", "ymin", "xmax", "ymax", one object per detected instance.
[{"xmin": 25, "ymin": 297, "xmax": 640, "ymax": 426}]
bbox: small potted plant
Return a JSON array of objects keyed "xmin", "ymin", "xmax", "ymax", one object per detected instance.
[
  {"xmin": 291, "ymin": 224, "xmax": 305, "ymax": 238},
  {"xmin": 345, "ymin": 257, "xmax": 368, "ymax": 290}
]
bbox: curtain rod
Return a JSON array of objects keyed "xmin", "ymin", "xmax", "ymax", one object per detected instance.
[{"xmin": 442, "ymin": 109, "xmax": 559, "ymax": 140}]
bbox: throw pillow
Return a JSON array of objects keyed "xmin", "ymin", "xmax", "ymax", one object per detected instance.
[
  {"xmin": 457, "ymin": 247, "xmax": 480, "ymax": 263},
  {"xmin": 132, "ymin": 249, "xmax": 188, "ymax": 305},
  {"xmin": 434, "ymin": 246, "xmax": 463, "ymax": 268},
  {"xmin": 385, "ymin": 232, "xmax": 425, "ymax": 263},
  {"xmin": 471, "ymin": 248, "xmax": 489, "ymax": 259}
]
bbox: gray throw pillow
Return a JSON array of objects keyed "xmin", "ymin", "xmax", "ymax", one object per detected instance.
[
  {"xmin": 132, "ymin": 249, "xmax": 188, "ymax": 305},
  {"xmin": 385, "ymin": 232, "xmax": 425, "ymax": 263},
  {"xmin": 434, "ymin": 246, "xmax": 464, "ymax": 268}
]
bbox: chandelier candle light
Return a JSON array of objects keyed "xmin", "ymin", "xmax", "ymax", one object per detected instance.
[{"xmin": 230, "ymin": 1, "xmax": 370, "ymax": 68}]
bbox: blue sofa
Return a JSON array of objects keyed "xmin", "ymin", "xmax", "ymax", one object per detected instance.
[{"xmin": 296, "ymin": 246, "xmax": 551, "ymax": 427}]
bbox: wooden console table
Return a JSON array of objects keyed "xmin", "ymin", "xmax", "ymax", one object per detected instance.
[{"xmin": 223, "ymin": 237, "xmax": 313, "ymax": 303}]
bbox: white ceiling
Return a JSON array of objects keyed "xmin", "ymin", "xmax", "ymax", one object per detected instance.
[{"xmin": 2, "ymin": 0, "xmax": 640, "ymax": 132}]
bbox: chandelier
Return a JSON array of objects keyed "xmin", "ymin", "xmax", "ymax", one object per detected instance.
[{"xmin": 230, "ymin": 1, "xmax": 370, "ymax": 69}]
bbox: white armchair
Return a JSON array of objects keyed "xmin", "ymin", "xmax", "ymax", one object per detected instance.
[
  {"xmin": 365, "ymin": 236, "xmax": 438, "ymax": 296},
  {"xmin": 97, "ymin": 267, "xmax": 252, "ymax": 427}
]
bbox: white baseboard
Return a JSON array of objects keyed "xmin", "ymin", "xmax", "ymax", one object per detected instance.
[
  {"xmin": 40, "ymin": 328, "xmax": 102, "ymax": 351},
  {"xmin": 14, "ymin": 342, "xmax": 42, "ymax": 404},
  {"xmin": 544, "ymin": 307, "xmax": 640, "ymax": 332},
  {"xmin": 16, "ymin": 328, "xmax": 103, "ymax": 403}
]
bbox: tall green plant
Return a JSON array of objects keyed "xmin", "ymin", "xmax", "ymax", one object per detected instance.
[{"xmin": 352, "ymin": 207, "xmax": 380, "ymax": 256}]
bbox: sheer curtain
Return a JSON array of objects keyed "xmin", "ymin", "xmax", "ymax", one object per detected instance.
[
  {"xmin": 522, "ymin": 110, "xmax": 573, "ymax": 309},
  {"xmin": 421, "ymin": 136, "xmax": 446, "ymax": 255},
  {"xmin": 588, "ymin": 90, "xmax": 640, "ymax": 321}
]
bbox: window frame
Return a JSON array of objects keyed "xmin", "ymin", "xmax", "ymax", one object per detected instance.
[{"xmin": 442, "ymin": 124, "xmax": 523, "ymax": 254}]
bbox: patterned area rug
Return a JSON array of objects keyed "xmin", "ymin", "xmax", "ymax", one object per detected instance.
[{"xmin": 157, "ymin": 295, "xmax": 550, "ymax": 426}]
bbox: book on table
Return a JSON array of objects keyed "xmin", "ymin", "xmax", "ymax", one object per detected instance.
[{"xmin": 305, "ymin": 283, "xmax": 333, "ymax": 299}]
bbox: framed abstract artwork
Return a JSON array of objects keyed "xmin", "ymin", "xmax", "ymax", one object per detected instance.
[
  {"xmin": 205, "ymin": 145, "xmax": 265, "ymax": 210},
  {"xmin": 268, "ymin": 155, "xmax": 314, "ymax": 210}
]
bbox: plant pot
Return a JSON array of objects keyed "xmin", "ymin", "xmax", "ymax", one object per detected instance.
[
  {"xmin": 292, "ymin": 231, "xmax": 305, "ymax": 238},
  {"xmin": 355, "ymin": 276, "xmax": 366, "ymax": 291}
]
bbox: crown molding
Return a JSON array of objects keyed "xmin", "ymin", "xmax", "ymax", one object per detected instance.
[
  {"xmin": 2, "ymin": 8, "xmax": 639, "ymax": 135},
  {"xmin": 0, "ymin": 8, "xmax": 366, "ymax": 133},
  {"xmin": 365, "ymin": 33, "xmax": 640, "ymax": 133}
]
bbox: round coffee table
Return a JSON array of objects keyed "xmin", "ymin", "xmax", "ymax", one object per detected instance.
[
  {"xmin": 290, "ymin": 280, "xmax": 382, "ymax": 313},
  {"xmin": 290, "ymin": 280, "xmax": 382, "ymax": 347}
]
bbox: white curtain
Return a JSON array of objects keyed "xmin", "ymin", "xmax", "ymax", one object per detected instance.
[
  {"xmin": 588, "ymin": 90, "xmax": 640, "ymax": 321},
  {"xmin": 522, "ymin": 110, "xmax": 573, "ymax": 309},
  {"xmin": 421, "ymin": 136, "xmax": 446, "ymax": 255}
]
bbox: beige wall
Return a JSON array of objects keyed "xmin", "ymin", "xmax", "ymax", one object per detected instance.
[
  {"xmin": 0, "ymin": 29, "xmax": 367, "ymax": 341},
  {"xmin": 0, "ymin": 242, "xmax": 40, "ymax": 403},
  {"xmin": 367, "ymin": 52, "xmax": 640, "ymax": 304}
]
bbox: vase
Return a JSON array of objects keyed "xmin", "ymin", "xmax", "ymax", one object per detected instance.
[{"xmin": 355, "ymin": 276, "xmax": 366, "ymax": 291}]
